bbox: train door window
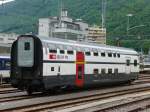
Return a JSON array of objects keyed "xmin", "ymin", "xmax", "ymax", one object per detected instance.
[
  {"xmin": 114, "ymin": 68, "xmax": 118, "ymax": 74},
  {"xmin": 101, "ymin": 52, "xmax": 105, "ymax": 57},
  {"xmin": 93, "ymin": 69, "xmax": 99, "ymax": 75},
  {"xmin": 108, "ymin": 68, "xmax": 112, "ymax": 74},
  {"xmin": 67, "ymin": 50, "xmax": 74, "ymax": 55},
  {"xmin": 93, "ymin": 52, "xmax": 99, "ymax": 56},
  {"xmin": 101, "ymin": 69, "xmax": 106, "ymax": 74},
  {"xmin": 126, "ymin": 60, "xmax": 130, "ymax": 66},
  {"xmin": 113, "ymin": 53, "xmax": 116, "ymax": 57},
  {"xmin": 117, "ymin": 54, "xmax": 120, "ymax": 58},
  {"xmin": 108, "ymin": 53, "xmax": 112, "ymax": 57},
  {"xmin": 134, "ymin": 60, "xmax": 138, "ymax": 66},
  {"xmin": 85, "ymin": 52, "xmax": 91, "ymax": 56},
  {"xmin": 49, "ymin": 49, "xmax": 57, "ymax": 53},
  {"xmin": 58, "ymin": 66, "xmax": 60, "ymax": 72},
  {"xmin": 78, "ymin": 66, "xmax": 82, "ymax": 79},
  {"xmin": 51, "ymin": 67, "xmax": 54, "ymax": 71},
  {"xmin": 24, "ymin": 42, "xmax": 30, "ymax": 51}
]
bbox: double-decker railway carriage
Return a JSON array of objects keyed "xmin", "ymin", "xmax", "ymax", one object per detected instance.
[{"xmin": 11, "ymin": 35, "xmax": 139, "ymax": 95}]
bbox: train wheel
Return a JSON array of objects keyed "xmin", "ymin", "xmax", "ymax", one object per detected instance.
[{"xmin": 27, "ymin": 88, "xmax": 33, "ymax": 95}]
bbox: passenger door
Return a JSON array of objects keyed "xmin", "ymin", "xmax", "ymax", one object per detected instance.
[
  {"xmin": 76, "ymin": 52, "xmax": 84, "ymax": 87},
  {"xmin": 125, "ymin": 57, "xmax": 131, "ymax": 74}
]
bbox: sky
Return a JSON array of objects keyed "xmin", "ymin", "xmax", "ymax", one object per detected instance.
[{"xmin": 0, "ymin": 0, "xmax": 14, "ymax": 5}]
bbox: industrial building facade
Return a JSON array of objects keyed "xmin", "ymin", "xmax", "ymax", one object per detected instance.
[{"xmin": 38, "ymin": 10, "xmax": 106, "ymax": 44}]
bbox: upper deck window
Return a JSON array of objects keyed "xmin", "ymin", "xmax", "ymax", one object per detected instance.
[
  {"xmin": 117, "ymin": 54, "xmax": 120, "ymax": 58},
  {"xmin": 113, "ymin": 53, "xmax": 116, "ymax": 57},
  {"xmin": 101, "ymin": 52, "xmax": 105, "ymax": 57},
  {"xmin": 108, "ymin": 53, "xmax": 112, "ymax": 57},
  {"xmin": 49, "ymin": 49, "xmax": 57, "ymax": 53},
  {"xmin": 60, "ymin": 50, "xmax": 65, "ymax": 54},
  {"xmin": 101, "ymin": 68, "xmax": 106, "ymax": 74},
  {"xmin": 93, "ymin": 52, "xmax": 99, "ymax": 56},
  {"xmin": 108, "ymin": 68, "xmax": 112, "ymax": 74},
  {"xmin": 85, "ymin": 52, "xmax": 91, "ymax": 56},
  {"xmin": 67, "ymin": 50, "xmax": 74, "ymax": 55}
]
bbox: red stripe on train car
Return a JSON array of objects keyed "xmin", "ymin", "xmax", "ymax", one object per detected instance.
[
  {"xmin": 49, "ymin": 54, "xmax": 56, "ymax": 59},
  {"xmin": 76, "ymin": 52, "xmax": 84, "ymax": 87}
]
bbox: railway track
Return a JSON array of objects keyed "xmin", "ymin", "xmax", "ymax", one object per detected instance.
[
  {"xmin": 99, "ymin": 98, "xmax": 150, "ymax": 112},
  {"xmin": 0, "ymin": 88, "xmax": 21, "ymax": 94},
  {"xmin": 0, "ymin": 73, "xmax": 149, "ymax": 112},
  {"xmin": 134, "ymin": 73, "xmax": 150, "ymax": 84},
  {"xmin": 0, "ymin": 84, "xmax": 11, "ymax": 88},
  {"xmin": 59, "ymin": 91, "xmax": 150, "ymax": 112},
  {"xmin": 1, "ymin": 84, "xmax": 150, "ymax": 112}
]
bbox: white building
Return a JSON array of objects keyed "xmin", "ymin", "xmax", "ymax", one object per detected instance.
[
  {"xmin": 0, "ymin": 33, "xmax": 18, "ymax": 54},
  {"xmin": 39, "ymin": 9, "xmax": 88, "ymax": 41},
  {"xmin": 38, "ymin": 9, "xmax": 106, "ymax": 44},
  {"xmin": 0, "ymin": 33, "xmax": 17, "ymax": 44}
]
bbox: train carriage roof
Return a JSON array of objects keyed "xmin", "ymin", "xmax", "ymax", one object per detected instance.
[{"xmin": 22, "ymin": 35, "xmax": 138, "ymax": 55}]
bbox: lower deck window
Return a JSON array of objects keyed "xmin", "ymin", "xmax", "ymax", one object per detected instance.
[
  {"xmin": 93, "ymin": 69, "xmax": 99, "ymax": 75},
  {"xmin": 101, "ymin": 69, "xmax": 106, "ymax": 74},
  {"xmin": 108, "ymin": 69, "xmax": 112, "ymax": 74},
  {"xmin": 114, "ymin": 68, "xmax": 118, "ymax": 74}
]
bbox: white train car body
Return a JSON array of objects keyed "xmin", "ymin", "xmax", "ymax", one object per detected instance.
[{"xmin": 11, "ymin": 35, "xmax": 139, "ymax": 94}]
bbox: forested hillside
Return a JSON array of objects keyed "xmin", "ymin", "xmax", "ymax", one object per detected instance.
[{"xmin": 0, "ymin": 0, "xmax": 150, "ymax": 52}]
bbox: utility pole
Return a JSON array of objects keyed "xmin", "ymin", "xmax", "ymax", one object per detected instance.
[
  {"xmin": 126, "ymin": 14, "xmax": 133, "ymax": 36},
  {"xmin": 59, "ymin": 0, "xmax": 63, "ymax": 28},
  {"xmin": 101, "ymin": 0, "xmax": 106, "ymax": 29}
]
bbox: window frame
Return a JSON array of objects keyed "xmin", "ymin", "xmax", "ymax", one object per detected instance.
[
  {"xmin": 108, "ymin": 53, "xmax": 112, "ymax": 57},
  {"xmin": 101, "ymin": 68, "xmax": 106, "ymax": 74},
  {"xmin": 60, "ymin": 50, "xmax": 65, "ymax": 54},
  {"xmin": 51, "ymin": 67, "xmax": 54, "ymax": 71},
  {"xmin": 134, "ymin": 60, "xmax": 138, "ymax": 66},
  {"xmin": 93, "ymin": 52, "xmax": 99, "ymax": 56},
  {"xmin": 85, "ymin": 52, "xmax": 91, "ymax": 56},
  {"xmin": 93, "ymin": 69, "xmax": 99, "ymax": 75},
  {"xmin": 49, "ymin": 49, "xmax": 57, "ymax": 53},
  {"xmin": 108, "ymin": 68, "xmax": 112, "ymax": 74},
  {"xmin": 126, "ymin": 60, "xmax": 130, "ymax": 66},
  {"xmin": 67, "ymin": 50, "xmax": 74, "ymax": 55},
  {"xmin": 113, "ymin": 53, "xmax": 116, "ymax": 57},
  {"xmin": 114, "ymin": 68, "xmax": 118, "ymax": 74},
  {"xmin": 101, "ymin": 52, "xmax": 106, "ymax": 57},
  {"xmin": 117, "ymin": 53, "xmax": 120, "ymax": 58}
]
